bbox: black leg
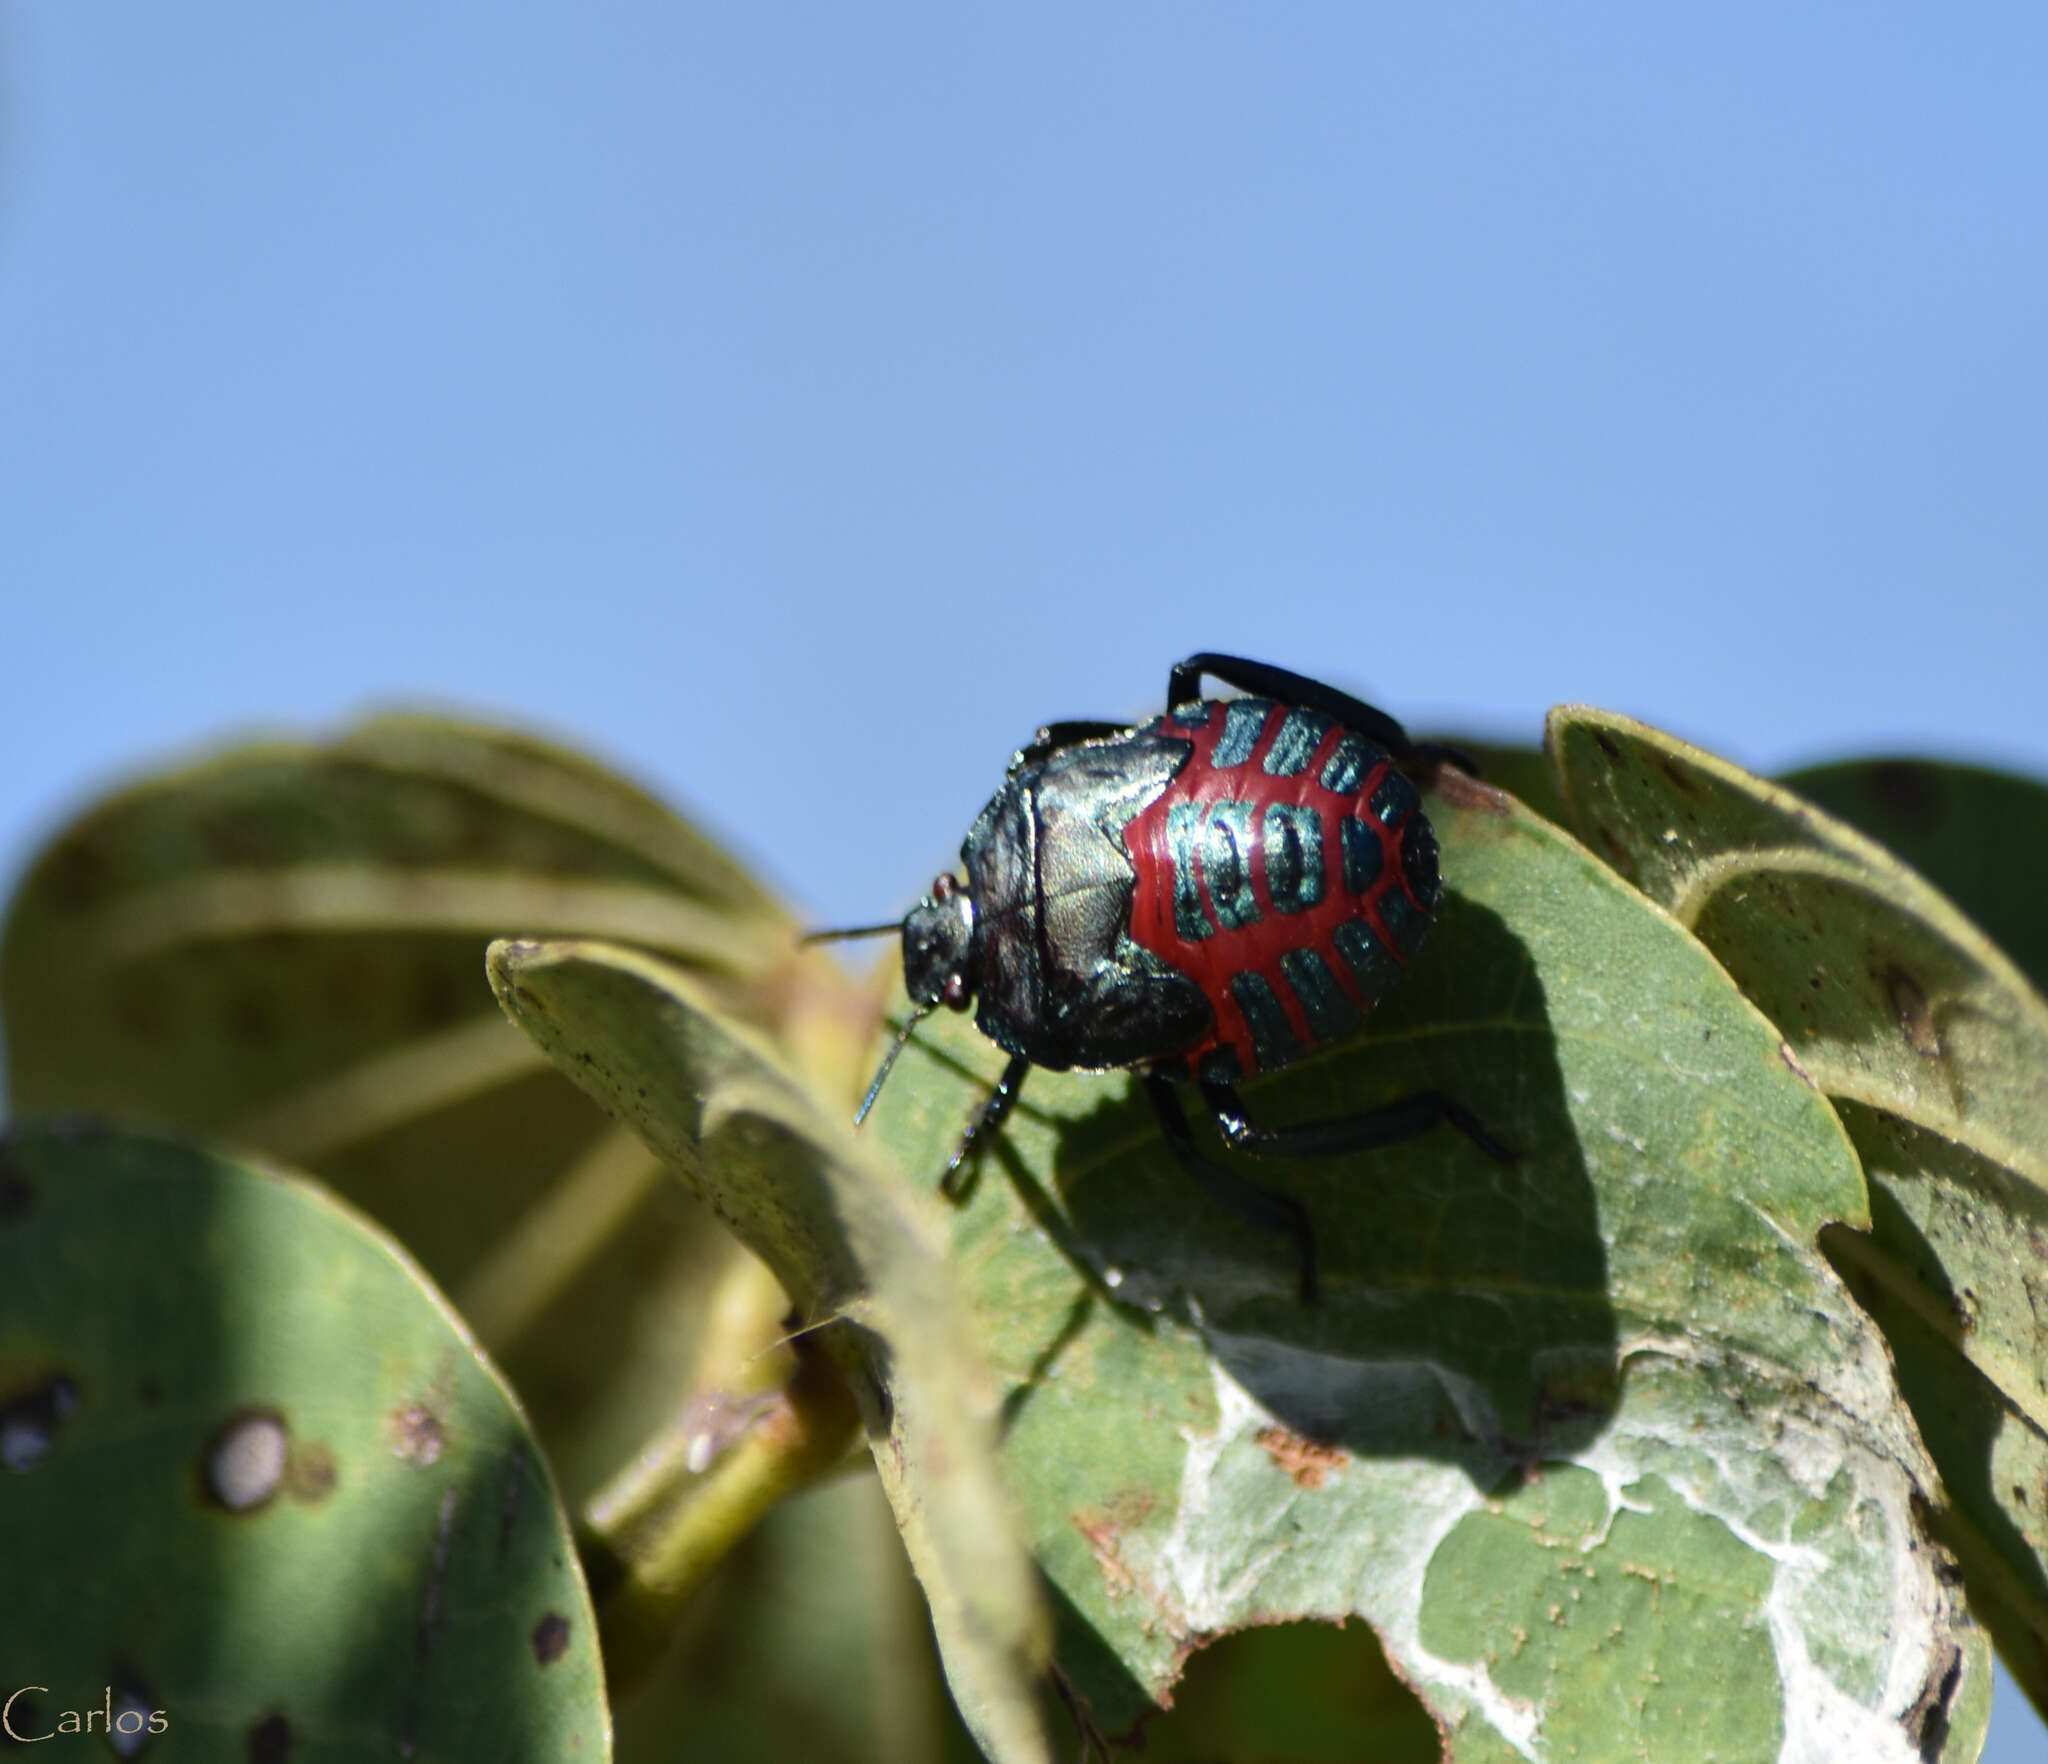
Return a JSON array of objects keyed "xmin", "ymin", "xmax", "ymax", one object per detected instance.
[
  {"xmin": 1168, "ymin": 653, "xmax": 1416, "ymax": 756},
  {"xmin": 1012, "ymin": 720, "xmax": 1132, "ymax": 770},
  {"xmin": 941, "ymin": 1052, "xmax": 1032, "ymax": 1197},
  {"xmin": 1198, "ymin": 1075, "xmax": 1516, "ymax": 1164},
  {"xmin": 1165, "ymin": 653, "xmax": 1480, "ymax": 776},
  {"xmin": 1145, "ymin": 1074, "xmax": 1319, "ymax": 1303}
]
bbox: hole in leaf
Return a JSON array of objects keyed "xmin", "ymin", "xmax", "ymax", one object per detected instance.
[
  {"xmin": 1135, "ymin": 1619, "xmax": 1440, "ymax": 1762},
  {"xmin": 287, "ymin": 1440, "xmax": 337, "ymax": 1504},
  {"xmin": 0, "ymin": 1374, "xmax": 79, "ymax": 1473},
  {"xmin": 107, "ymin": 1666, "xmax": 161, "ymax": 1757},
  {"xmin": 204, "ymin": 1410, "xmax": 289, "ymax": 1513}
]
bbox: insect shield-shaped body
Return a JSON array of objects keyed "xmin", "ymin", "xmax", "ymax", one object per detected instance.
[
  {"xmin": 845, "ymin": 653, "xmax": 1508, "ymax": 1303},
  {"xmin": 918, "ymin": 695, "xmax": 1437, "ymax": 1083}
]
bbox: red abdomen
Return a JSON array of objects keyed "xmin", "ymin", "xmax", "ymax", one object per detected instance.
[{"xmin": 1123, "ymin": 696, "xmax": 1439, "ymax": 1079}]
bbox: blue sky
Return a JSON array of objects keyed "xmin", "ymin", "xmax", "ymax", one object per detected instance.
[{"xmin": 4, "ymin": 5, "xmax": 2045, "ymax": 1753}]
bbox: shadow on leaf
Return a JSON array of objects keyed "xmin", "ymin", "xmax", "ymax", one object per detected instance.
[{"xmin": 1041, "ymin": 895, "xmax": 1618, "ymax": 1479}]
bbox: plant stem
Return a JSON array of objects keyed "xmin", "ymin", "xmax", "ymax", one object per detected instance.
[{"xmin": 579, "ymin": 1315, "xmax": 863, "ymax": 1694}]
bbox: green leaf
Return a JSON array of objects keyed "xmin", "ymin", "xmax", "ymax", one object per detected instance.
[
  {"xmin": 485, "ymin": 938, "xmax": 1054, "ymax": 1764},
  {"xmin": 1780, "ymin": 757, "xmax": 2048, "ymax": 1002},
  {"xmin": 865, "ymin": 776, "xmax": 1987, "ymax": 1760},
  {"xmin": 1550, "ymin": 706, "xmax": 2044, "ymax": 1728},
  {"xmin": 0, "ymin": 714, "xmax": 807, "ymax": 1505},
  {"xmin": 0, "ymin": 1125, "xmax": 606, "ymax": 1759},
  {"xmin": 1, "ymin": 711, "xmax": 784, "ymax": 1230}
]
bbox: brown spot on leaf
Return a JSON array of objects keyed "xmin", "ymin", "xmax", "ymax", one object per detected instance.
[
  {"xmin": 287, "ymin": 1440, "xmax": 338, "ymax": 1503},
  {"xmin": 531, "ymin": 1612, "xmax": 572, "ymax": 1666},
  {"xmin": 1104, "ymin": 1486, "xmax": 1155, "ymax": 1525},
  {"xmin": 1879, "ymin": 965, "xmax": 1943, "ymax": 1060},
  {"xmin": 390, "ymin": 1404, "xmax": 444, "ymax": 1467},
  {"xmin": 1659, "ymin": 756, "xmax": 1702, "ymax": 798},
  {"xmin": 1778, "ymin": 1042, "xmax": 1817, "ymax": 1088},
  {"xmin": 1872, "ymin": 762, "xmax": 1942, "ymax": 832},
  {"xmin": 1074, "ymin": 1515, "xmax": 1135, "ymax": 1594},
  {"xmin": 1425, "ymin": 766, "xmax": 1512, "ymax": 816},
  {"xmin": 1071, "ymin": 1491, "xmax": 1155, "ymax": 1599},
  {"xmin": 247, "ymin": 1711, "xmax": 293, "ymax": 1761},
  {"xmin": 1256, "ymin": 1424, "xmax": 1348, "ymax": 1490}
]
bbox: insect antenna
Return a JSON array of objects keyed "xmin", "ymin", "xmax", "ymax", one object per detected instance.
[
  {"xmin": 854, "ymin": 1005, "xmax": 933, "ymax": 1126},
  {"xmin": 799, "ymin": 921, "xmax": 901, "ymax": 945}
]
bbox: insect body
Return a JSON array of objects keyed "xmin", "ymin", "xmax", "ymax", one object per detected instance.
[{"xmin": 833, "ymin": 653, "xmax": 1509, "ymax": 1301}]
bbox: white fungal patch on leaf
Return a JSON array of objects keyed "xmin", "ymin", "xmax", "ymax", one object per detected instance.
[
  {"xmin": 1543, "ymin": 1346, "xmax": 1955, "ymax": 1764},
  {"xmin": 1123, "ymin": 1340, "xmax": 1965, "ymax": 1764},
  {"xmin": 1139, "ymin": 1363, "xmax": 1545, "ymax": 1759}
]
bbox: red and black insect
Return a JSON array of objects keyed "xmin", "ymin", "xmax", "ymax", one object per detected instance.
[{"xmin": 814, "ymin": 653, "xmax": 1509, "ymax": 1301}]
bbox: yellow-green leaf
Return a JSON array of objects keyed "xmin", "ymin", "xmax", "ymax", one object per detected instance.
[{"xmin": 487, "ymin": 937, "xmax": 1054, "ymax": 1764}]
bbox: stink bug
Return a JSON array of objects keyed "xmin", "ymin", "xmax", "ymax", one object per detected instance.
[{"xmin": 813, "ymin": 653, "xmax": 1510, "ymax": 1300}]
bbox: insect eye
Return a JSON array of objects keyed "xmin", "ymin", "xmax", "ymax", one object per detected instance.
[
  {"xmin": 931, "ymin": 873, "xmax": 956, "ymax": 900},
  {"xmin": 942, "ymin": 973, "xmax": 970, "ymax": 1010}
]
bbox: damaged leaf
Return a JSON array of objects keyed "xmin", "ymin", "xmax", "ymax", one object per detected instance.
[
  {"xmin": 865, "ymin": 773, "xmax": 1988, "ymax": 1761},
  {"xmin": 0, "ymin": 1125, "xmax": 605, "ymax": 1759},
  {"xmin": 1552, "ymin": 707, "xmax": 2045, "ymax": 1731},
  {"xmin": 0, "ymin": 714, "xmax": 814, "ymax": 1505},
  {"xmin": 1781, "ymin": 757, "xmax": 2048, "ymax": 1004}
]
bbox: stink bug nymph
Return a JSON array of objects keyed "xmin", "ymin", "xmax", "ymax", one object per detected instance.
[{"xmin": 811, "ymin": 653, "xmax": 1511, "ymax": 1301}]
